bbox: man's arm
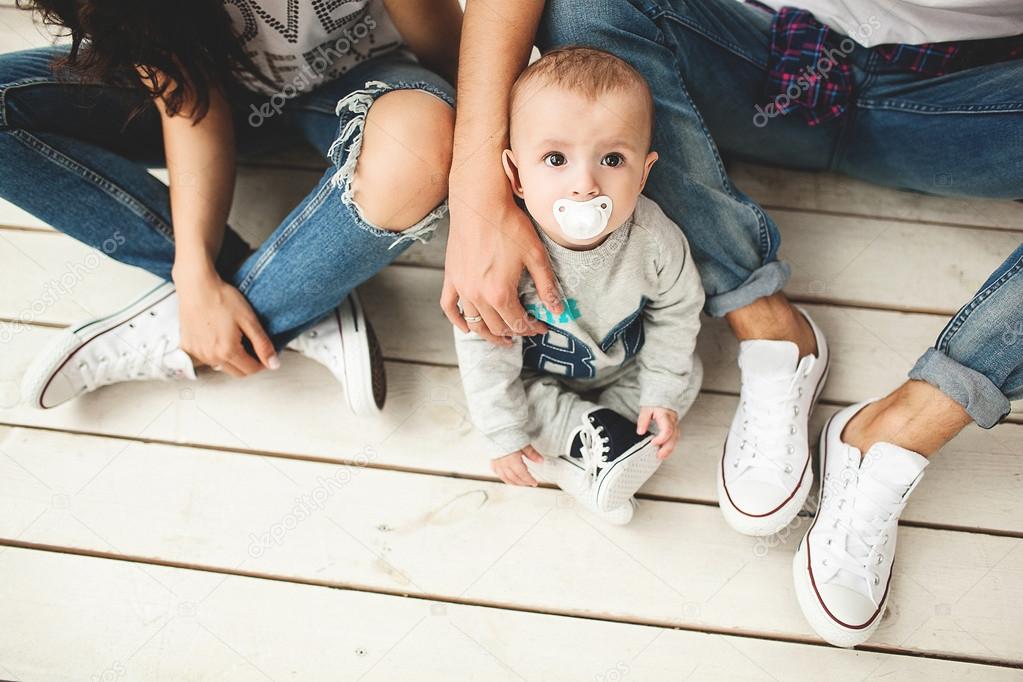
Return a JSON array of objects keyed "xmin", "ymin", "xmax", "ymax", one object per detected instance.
[{"xmin": 440, "ymin": 0, "xmax": 562, "ymax": 346}]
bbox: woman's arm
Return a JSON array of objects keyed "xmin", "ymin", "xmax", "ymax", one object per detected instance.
[
  {"xmin": 439, "ymin": 0, "xmax": 560, "ymax": 346},
  {"xmin": 146, "ymin": 69, "xmax": 277, "ymax": 377},
  {"xmin": 382, "ymin": 0, "xmax": 463, "ymax": 84}
]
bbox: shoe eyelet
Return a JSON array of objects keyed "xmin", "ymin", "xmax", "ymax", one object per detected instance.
[
  {"xmin": 792, "ymin": 405, "xmax": 800, "ymax": 416},
  {"xmin": 77, "ymin": 363, "xmax": 87, "ymax": 370},
  {"xmin": 825, "ymin": 538, "xmax": 832, "ymax": 546},
  {"xmin": 128, "ymin": 323, "xmax": 135, "ymax": 329},
  {"xmin": 787, "ymin": 445, "xmax": 795, "ymax": 455},
  {"xmin": 882, "ymin": 534, "xmax": 889, "ymax": 544},
  {"xmin": 149, "ymin": 310, "xmax": 156, "ymax": 316},
  {"xmin": 784, "ymin": 464, "xmax": 792, "ymax": 473},
  {"xmin": 876, "ymin": 554, "xmax": 884, "ymax": 565},
  {"xmin": 789, "ymin": 424, "xmax": 797, "ymax": 435},
  {"xmin": 873, "ymin": 575, "xmax": 880, "ymax": 586},
  {"xmin": 821, "ymin": 558, "xmax": 829, "ymax": 567},
  {"xmin": 797, "ymin": 387, "xmax": 804, "ymax": 397},
  {"xmin": 310, "ymin": 331, "xmax": 318, "ymax": 338}
]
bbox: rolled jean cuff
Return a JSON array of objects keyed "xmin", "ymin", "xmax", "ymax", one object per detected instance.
[
  {"xmin": 908, "ymin": 347, "xmax": 1011, "ymax": 429},
  {"xmin": 704, "ymin": 260, "xmax": 791, "ymax": 318}
]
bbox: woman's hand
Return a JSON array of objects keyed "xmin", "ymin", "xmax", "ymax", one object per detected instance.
[
  {"xmin": 174, "ymin": 267, "xmax": 278, "ymax": 378},
  {"xmin": 442, "ymin": 165, "xmax": 561, "ymax": 346}
]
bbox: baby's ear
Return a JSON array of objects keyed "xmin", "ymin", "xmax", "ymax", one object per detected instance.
[
  {"xmin": 502, "ymin": 149, "xmax": 525, "ymax": 198},
  {"xmin": 639, "ymin": 150, "xmax": 659, "ymax": 191}
]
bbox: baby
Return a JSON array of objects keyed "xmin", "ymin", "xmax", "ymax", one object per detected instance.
[{"xmin": 453, "ymin": 47, "xmax": 704, "ymax": 524}]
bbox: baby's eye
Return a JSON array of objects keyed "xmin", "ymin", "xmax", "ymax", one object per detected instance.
[
  {"xmin": 601, "ymin": 153, "xmax": 625, "ymax": 168},
  {"xmin": 543, "ymin": 152, "xmax": 567, "ymax": 167}
]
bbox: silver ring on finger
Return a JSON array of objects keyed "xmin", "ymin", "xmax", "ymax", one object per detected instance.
[
  {"xmin": 212, "ymin": 365, "xmax": 223, "ymax": 372},
  {"xmin": 463, "ymin": 314, "xmax": 483, "ymax": 324}
]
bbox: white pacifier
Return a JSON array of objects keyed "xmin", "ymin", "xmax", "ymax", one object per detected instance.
[{"xmin": 553, "ymin": 195, "xmax": 613, "ymax": 242}]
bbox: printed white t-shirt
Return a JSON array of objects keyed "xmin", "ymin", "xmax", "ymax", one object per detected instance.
[
  {"xmin": 753, "ymin": 0, "xmax": 1023, "ymax": 46},
  {"xmin": 223, "ymin": 0, "xmax": 407, "ymax": 95}
]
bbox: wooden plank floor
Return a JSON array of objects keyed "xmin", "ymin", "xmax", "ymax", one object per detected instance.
[{"xmin": 1, "ymin": 6, "xmax": 1022, "ymax": 680}]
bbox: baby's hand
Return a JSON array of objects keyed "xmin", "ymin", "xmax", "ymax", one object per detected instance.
[
  {"xmin": 491, "ymin": 445, "xmax": 545, "ymax": 487},
  {"xmin": 637, "ymin": 406, "xmax": 679, "ymax": 460}
]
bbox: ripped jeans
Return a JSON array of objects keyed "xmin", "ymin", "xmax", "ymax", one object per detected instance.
[{"xmin": 0, "ymin": 47, "xmax": 454, "ymax": 347}]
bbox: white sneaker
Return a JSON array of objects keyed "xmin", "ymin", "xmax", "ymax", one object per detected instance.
[
  {"xmin": 793, "ymin": 400, "xmax": 928, "ymax": 648},
  {"xmin": 532, "ymin": 456, "xmax": 637, "ymax": 526},
  {"xmin": 718, "ymin": 308, "xmax": 829, "ymax": 536},
  {"xmin": 286, "ymin": 291, "xmax": 385, "ymax": 417},
  {"xmin": 22, "ymin": 282, "xmax": 195, "ymax": 409}
]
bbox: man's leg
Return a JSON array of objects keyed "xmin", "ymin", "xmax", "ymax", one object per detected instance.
[
  {"xmin": 846, "ymin": 242, "xmax": 1023, "ymax": 456},
  {"xmin": 537, "ymin": 0, "xmax": 834, "ymax": 538}
]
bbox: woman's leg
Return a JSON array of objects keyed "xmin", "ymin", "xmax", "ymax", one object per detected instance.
[
  {"xmin": 0, "ymin": 47, "xmax": 250, "ymax": 280},
  {"xmin": 227, "ymin": 55, "xmax": 456, "ymax": 346}
]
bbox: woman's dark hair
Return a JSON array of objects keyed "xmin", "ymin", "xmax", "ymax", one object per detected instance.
[{"xmin": 16, "ymin": 0, "xmax": 274, "ymax": 122}]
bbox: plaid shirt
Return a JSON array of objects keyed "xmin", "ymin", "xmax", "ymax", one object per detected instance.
[{"xmin": 758, "ymin": 5, "xmax": 1023, "ymax": 126}]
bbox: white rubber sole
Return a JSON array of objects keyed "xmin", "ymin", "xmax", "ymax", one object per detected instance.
[
  {"xmin": 21, "ymin": 282, "xmax": 176, "ymax": 409},
  {"xmin": 717, "ymin": 309, "xmax": 831, "ymax": 537},
  {"xmin": 792, "ymin": 539, "xmax": 880, "ymax": 647},
  {"xmin": 339, "ymin": 292, "xmax": 384, "ymax": 416},
  {"xmin": 594, "ymin": 439, "xmax": 660, "ymax": 513},
  {"xmin": 717, "ymin": 457, "xmax": 814, "ymax": 537}
]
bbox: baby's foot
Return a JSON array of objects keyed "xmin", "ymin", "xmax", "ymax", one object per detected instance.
[
  {"xmin": 562, "ymin": 407, "xmax": 660, "ymax": 512},
  {"xmin": 533, "ymin": 455, "xmax": 637, "ymax": 526}
]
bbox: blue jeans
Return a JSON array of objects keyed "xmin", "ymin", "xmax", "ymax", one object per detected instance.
[
  {"xmin": 0, "ymin": 47, "xmax": 454, "ymax": 347},
  {"xmin": 537, "ymin": 0, "xmax": 1023, "ymax": 428}
]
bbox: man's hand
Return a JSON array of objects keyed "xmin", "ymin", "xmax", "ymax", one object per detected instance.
[
  {"xmin": 637, "ymin": 407, "xmax": 679, "ymax": 460},
  {"xmin": 491, "ymin": 444, "xmax": 545, "ymax": 486},
  {"xmin": 442, "ymin": 176, "xmax": 560, "ymax": 346},
  {"xmin": 175, "ymin": 267, "xmax": 278, "ymax": 378}
]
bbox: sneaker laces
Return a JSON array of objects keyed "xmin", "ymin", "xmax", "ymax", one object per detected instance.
[
  {"xmin": 577, "ymin": 418, "xmax": 611, "ymax": 484},
  {"xmin": 818, "ymin": 455, "xmax": 906, "ymax": 603},
  {"xmin": 79, "ymin": 336, "xmax": 173, "ymax": 391},
  {"xmin": 732, "ymin": 373, "xmax": 804, "ymax": 478}
]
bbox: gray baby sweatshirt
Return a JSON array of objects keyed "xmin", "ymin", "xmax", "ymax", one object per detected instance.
[{"xmin": 453, "ymin": 194, "xmax": 705, "ymax": 456}]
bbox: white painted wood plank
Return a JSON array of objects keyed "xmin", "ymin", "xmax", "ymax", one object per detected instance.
[
  {"xmin": 729, "ymin": 163, "xmax": 1023, "ymax": 233},
  {"xmin": 0, "ymin": 5, "xmax": 59, "ymax": 54},
  {"xmin": 1, "ymin": 429, "xmax": 1020, "ymax": 663},
  {"xmin": 1, "ymin": 547, "xmax": 1012, "ymax": 682},
  {"xmin": 1, "ymin": 321, "xmax": 1021, "ymax": 534},
  {"xmin": 2, "ymin": 234, "xmax": 1018, "ymax": 420}
]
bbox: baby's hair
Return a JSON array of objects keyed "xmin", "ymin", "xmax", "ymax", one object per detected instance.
[{"xmin": 511, "ymin": 46, "xmax": 655, "ymax": 146}]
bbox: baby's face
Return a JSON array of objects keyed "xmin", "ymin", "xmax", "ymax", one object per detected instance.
[{"xmin": 504, "ymin": 83, "xmax": 657, "ymax": 249}]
